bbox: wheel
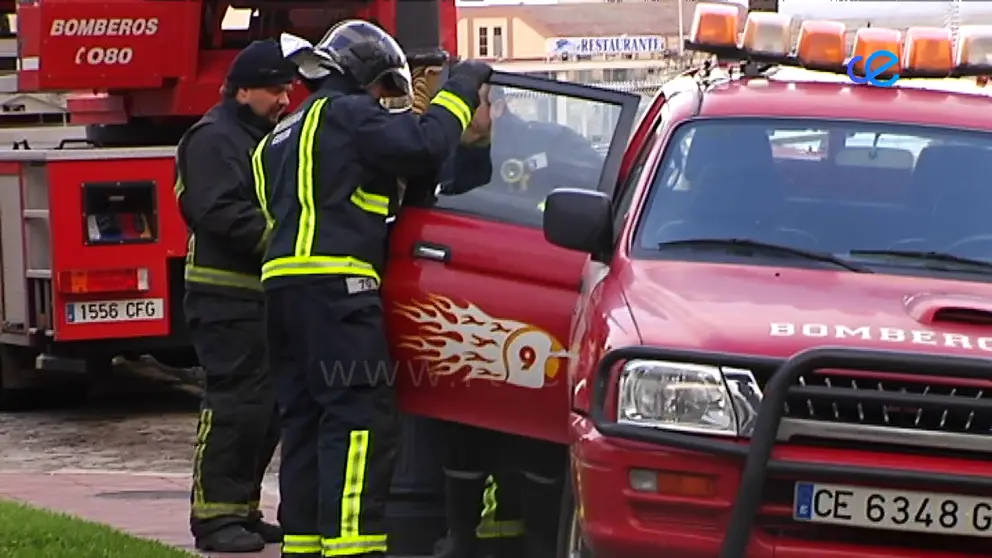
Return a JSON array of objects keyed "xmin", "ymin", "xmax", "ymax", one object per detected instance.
[{"xmin": 557, "ymin": 463, "xmax": 594, "ymax": 558}]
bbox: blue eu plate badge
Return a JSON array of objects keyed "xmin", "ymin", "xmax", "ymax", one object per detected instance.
[
  {"xmin": 794, "ymin": 482, "xmax": 814, "ymax": 520},
  {"xmin": 66, "ymin": 304, "xmax": 76, "ymax": 324}
]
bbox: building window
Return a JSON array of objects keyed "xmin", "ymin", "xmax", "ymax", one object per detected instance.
[
  {"xmin": 492, "ymin": 26, "xmax": 504, "ymax": 58},
  {"xmin": 478, "ymin": 26, "xmax": 489, "ymax": 57}
]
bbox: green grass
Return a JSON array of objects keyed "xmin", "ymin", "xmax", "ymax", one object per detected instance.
[{"xmin": 0, "ymin": 499, "xmax": 196, "ymax": 557}]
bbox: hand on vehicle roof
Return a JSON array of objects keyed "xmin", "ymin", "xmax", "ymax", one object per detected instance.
[{"xmin": 448, "ymin": 60, "xmax": 493, "ymax": 97}]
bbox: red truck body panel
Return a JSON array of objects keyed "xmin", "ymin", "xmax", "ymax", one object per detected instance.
[{"xmin": 47, "ymin": 155, "xmax": 184, "ymax": 341}]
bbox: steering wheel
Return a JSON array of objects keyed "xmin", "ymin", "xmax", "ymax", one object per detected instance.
[
  {"xmin": 942, "ymin": 235, "xmax": 992, "ymax": 258},
  {"xmin": 654, "ymin": 220, "xmax": 820, "ymax": 247}
]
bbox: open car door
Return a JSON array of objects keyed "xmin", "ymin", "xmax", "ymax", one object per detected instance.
[{"xmin": 383, "ymin": 72, "xmax": 641, "ymax": 443}]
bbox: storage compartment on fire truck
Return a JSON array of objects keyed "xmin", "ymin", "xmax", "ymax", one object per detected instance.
[{"xmin": 82, "ymin": 181, "xmax": 157, "ymax": 244}]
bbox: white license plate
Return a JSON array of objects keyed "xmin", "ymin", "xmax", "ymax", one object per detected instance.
[
  {"xmin": 794, "ymin": 482, "xmax": 992, "ymax": 537},
  {"xmin": 65, "ymin": 298, "xmax": 164, "ymax": 324}
]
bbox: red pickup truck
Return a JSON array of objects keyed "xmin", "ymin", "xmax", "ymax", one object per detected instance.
[{"xmin": 534, "ymin": 6, "xmax": 992, "ymax": 558}]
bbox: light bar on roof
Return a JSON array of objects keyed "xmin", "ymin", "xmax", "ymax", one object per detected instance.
[
  {"xmin": 682, "ymin": 3, "xmax": 992, "ymax": 82},
  {"xmin": 903, "ymin": 27, "xmax": 953, "ymax": 75},
  {"xmin": 795, "ymin": 20, "xmax": 846, "ymax": 68},
  {"xmin": 849, "ymin": 28, "xmax": 902, "ymax": 77},
  {"xmin": 956, "ymin": 26, "xmax": 992, "ymax": 71},
  {"xmin": 741, "ymin": 12, "xmax": 793, "ymax": 56},
  {"xmin": 688, "ymin": 2, "xmax": 740, "ymax": 48}
]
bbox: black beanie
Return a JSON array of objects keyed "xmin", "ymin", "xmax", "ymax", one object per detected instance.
[{"xmin": 226, "ymin": 39, "xmax": 296, "ymax": 89}]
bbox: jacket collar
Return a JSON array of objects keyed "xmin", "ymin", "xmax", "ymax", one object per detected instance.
[{"xmin": 218, "ymin": 97, "xmax": 274, "ymax": 140}]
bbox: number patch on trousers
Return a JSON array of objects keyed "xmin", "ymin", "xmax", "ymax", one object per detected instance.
[
  {"xmin": 794, "ymin": 482, "xmax": 992, "ymax": 536},
  {"xmin": 65, "ymin": 299, "xmax": 164, "ymax": 324}
]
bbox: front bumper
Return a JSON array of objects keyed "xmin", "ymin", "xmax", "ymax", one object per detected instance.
[{"xmin": 574, "ymin": 346, "xmax": 992, "ymax": 558}]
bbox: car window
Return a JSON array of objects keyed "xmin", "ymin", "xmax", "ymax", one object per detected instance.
[
  {"xmin": 633, "ymin": 117, "xmax": 992, "ymax": 277},
  {"xmin": 430, "ymin": 85, "xmax": 626, "ymax": 228}
]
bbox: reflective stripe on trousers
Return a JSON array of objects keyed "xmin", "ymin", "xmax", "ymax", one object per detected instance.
[
  {"xmin": 320, "ymin": 430, "xmax": 388, "ymax": 556},
  {"xmin": 191, "ymin": 408, "xmax": 254, "ymax": 519},
  {"xmin": 477, "ymin": 475, "xmax": 525, "ymax": 539},
  {"xmin": 283, "ymin": 534, "xmax": 321, "ymax": 554}
]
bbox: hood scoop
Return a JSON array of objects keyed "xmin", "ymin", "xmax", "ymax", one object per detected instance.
[{"xmin": 907, "ymin": 294, "xmax": 992, "ymax": 326}]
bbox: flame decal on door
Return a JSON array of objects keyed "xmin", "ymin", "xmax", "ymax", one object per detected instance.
[{"xmin": 394, "ymin": 295, "xmax": 567, "ymax": 389}]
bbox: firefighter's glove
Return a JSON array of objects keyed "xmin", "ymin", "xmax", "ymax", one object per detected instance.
[{"xmin": 447, "ymin": 60, "xmax": 493, "ymax": 102}]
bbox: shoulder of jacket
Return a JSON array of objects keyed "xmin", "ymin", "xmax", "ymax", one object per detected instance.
[
  {"xmin": 182, "ymin": 123, "xmax": 240, "ymax": 158},
  {"xmin": 333, "ymin": 93, "xmax": 384, "ymax": 115}
]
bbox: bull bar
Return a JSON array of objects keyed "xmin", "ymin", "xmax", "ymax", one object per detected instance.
[{"xmin": 588, "ymin": 346, "xmax": 992, "ymax": 558}]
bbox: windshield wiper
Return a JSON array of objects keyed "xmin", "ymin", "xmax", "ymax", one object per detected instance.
[
  {"xmin": 848, "ymin": 249, "xmax": 992, "ymax": 272},
  {"xmin": 657, "ymin": 238, "xmax": 872, "ymax": 272}
]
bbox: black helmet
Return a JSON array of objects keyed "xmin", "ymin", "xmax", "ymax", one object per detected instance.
[{"xmin": 307, "ymin": 20, "xmax": 412, "ymax": 96}]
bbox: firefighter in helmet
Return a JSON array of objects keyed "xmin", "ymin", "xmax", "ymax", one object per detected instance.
[
  {"xmin": 256, "ymin": 20, "xmax": 492, "ymax": 558},
  {"xmin": 174, "ymin": 39, "xmax": 295, "ymax": 552}
]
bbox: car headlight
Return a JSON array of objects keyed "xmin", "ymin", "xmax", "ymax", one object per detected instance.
[{"xmin": 617, "ymin": 360, "xmax": 763, "ymax": 437}]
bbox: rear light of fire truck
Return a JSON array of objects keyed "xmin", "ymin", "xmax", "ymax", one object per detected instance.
[
  {"xmin": 689, "ymin": 3, "xmax": 992, "ymax": 79},
  {"xmin": 56, "ymin": 268, "xmax": 150, "ymax": 295}
]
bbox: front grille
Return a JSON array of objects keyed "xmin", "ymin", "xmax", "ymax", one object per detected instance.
[{"xmin": 782, "ymin": 371, "xmax": 992, "ymax": 436}]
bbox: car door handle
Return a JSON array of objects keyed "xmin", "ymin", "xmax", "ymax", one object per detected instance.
[{"xmin": 413, "ymin": 242, "xmax": 451, "ymax": 263}]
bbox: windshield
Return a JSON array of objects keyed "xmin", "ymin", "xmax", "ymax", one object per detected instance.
[{"xmin": 634, "ymin": 118, "xmax": 992, "ymax": 278}]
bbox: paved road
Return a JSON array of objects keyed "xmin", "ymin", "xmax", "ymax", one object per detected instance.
[{"xmin": 0, "ymin": 360, "xmax": 278, "ymax": 481}]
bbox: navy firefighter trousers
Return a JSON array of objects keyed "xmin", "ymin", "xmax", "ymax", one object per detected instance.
[{"xmin": 266, "ymin": 279, "xmax": 399, "ymax": 558}]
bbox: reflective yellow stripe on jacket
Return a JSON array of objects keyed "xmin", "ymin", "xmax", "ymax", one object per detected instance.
[
  {"xmin": 184, "ymin": 235, "xmax": 263, "ymax": 291},
  {"xmin": 256, "ymin": 98, "xmax": 380, "ymax": 284},
  {"xmin": 430, "ymin": 90, "xmax": 472, "ymax": 131},
  {"xmin": 319, "ymin": 430, "xmax": 388, "ymax": 556},
  {"xmin": 350, "ymin": 186, "xmax": 389, "ymax": 216}
]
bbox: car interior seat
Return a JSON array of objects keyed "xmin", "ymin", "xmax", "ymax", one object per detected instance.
[
  {"xmin": 685, "ymin": 126, "xmax": 780, "ymax": 219},
  {"xmin": 654, "ymin": 125, "xmax": 782, "ymax": 242},
  {"xmin": 917, "ymin": 145, "xmax": 992, "ymax": 248}
]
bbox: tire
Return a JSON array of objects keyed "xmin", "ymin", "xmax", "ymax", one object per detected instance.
[{"xmin": 557, "ymin": 461, "xmax": 594, "ymax": 558}]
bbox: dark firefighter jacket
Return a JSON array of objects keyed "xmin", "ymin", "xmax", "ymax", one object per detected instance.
[
  {"xmin": 252, "ymin": 73, "xmax": 478, "ymax": 289},
  {"xmin": 175, "ymin": 99, "xmax": 273, "ymax": 300}
]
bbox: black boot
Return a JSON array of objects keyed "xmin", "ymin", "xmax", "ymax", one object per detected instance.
[
  {"xmin": 195, "ymin": 524, "xmax": 266, "ymax": 553},
  {"xmin": 520, "ymin": 475, "xmax": 563, "ymax": 558},
  {"xmin": 247, "ymin": 518, "xmax": 282, "ymax": 543},
  {"xmin": 247, "ymin": 509, "xmax": 283, "ymax": 543},
  {"xmin": 434, "ymin": 474, "xmax": 488, "ymax": 558}
]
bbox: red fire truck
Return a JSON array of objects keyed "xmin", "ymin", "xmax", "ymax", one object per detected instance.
[
  {"xmin": 540, "ymin": 3, "xmax": 992, "ymax": 558},
  {"xmin": 0, "ymin": 0, "xmax": 643, "ymax": 408}
]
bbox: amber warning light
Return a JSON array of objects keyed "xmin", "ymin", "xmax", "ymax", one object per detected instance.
[{"xmin": 685, "ymin": 2, "xmax": 992, "ymax": 82}]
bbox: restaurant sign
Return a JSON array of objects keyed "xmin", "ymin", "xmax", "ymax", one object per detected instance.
[{"xmin": 548, "ymin": 35, "xmax": 666, "ymax": 56}]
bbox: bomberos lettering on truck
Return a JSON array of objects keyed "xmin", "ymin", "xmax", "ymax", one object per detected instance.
[
  {"xmin": 770, "ymin": 322, "xmax": 992, "ymax": 352},
  {"xmin": 49, "ymin": 18, "xmax": 159, "ymax": 37}
]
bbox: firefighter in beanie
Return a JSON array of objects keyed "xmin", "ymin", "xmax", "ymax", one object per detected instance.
[
  {"xmin": 174, "ymin": 39, "xmax": 295, "ymax": 553},
  {"xmin": 257, "ymin": 21, "xmax": 491, "ymax": 558}
]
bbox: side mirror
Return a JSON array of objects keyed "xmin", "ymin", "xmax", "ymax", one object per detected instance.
[{"xmin": 543, "ymin": 188, "xmax": 613, "ymax": 259}]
